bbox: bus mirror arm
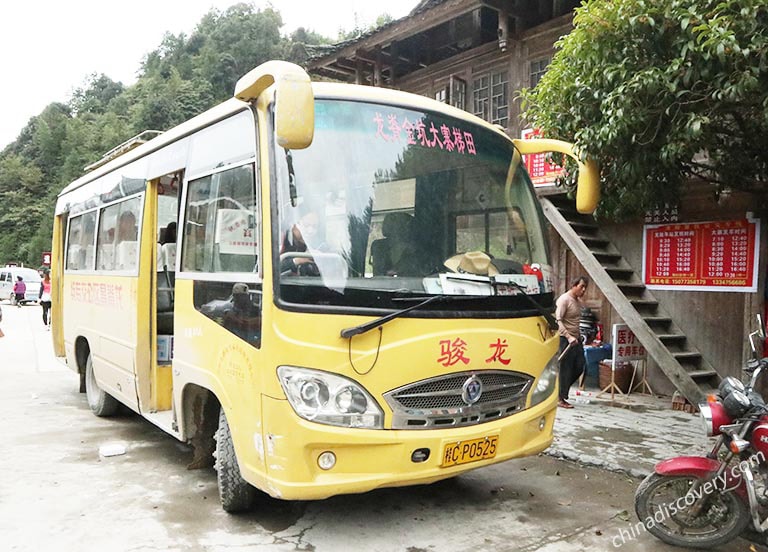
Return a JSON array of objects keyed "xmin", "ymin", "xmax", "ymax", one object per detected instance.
[
  {"xmin": 234, "ymin": 61, "xmax": 314, "ymax": 150},
  {"xmin": 512, "ymin": 138, "xmax": 600, "ymax": 214}
]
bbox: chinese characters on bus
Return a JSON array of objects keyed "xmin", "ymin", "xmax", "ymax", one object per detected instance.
[
  {"xmin": 373, "ymin": 113, "xmax": 476, "ymax": 155},
  {"xmin": 437, "ymin": 338, "xmax": 511, "ymax": 367},
  {"xmin": 642, "ymin": 219, "xmax": 759, "ymax": 292},
  {"xmin": 70, "ymin": 282, "xmax": 123, "ymax": 307}
]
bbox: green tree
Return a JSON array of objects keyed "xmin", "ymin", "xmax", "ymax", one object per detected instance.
[
  {"xmin": 0, "ymin": 155, "xmax": 47, "ymax": 263},
  {"xmin": 522, "ymin": 0, "xmax": 768, "ymax": 219},
  {"xmin": 337, "ymin": 12, "xmax": 394, "ymax": 41},
  {"xmin": 70, "ymin": 74, "xmax": 125, "ymax": 115},
  {"xmin": 0, "ymin": 1, "xmax": 337, "ymax": 265}
]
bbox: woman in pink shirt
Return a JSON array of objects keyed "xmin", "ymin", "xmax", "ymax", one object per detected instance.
[{"xmin": 39, "ymin": 272, "xmax": 52, "ymax": 327}]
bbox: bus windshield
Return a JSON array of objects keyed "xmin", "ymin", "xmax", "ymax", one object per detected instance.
[{"xmin": 274, "ymin": 99, "xmax": 553, "ymax": 311}]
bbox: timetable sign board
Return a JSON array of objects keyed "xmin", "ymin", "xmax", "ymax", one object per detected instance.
[
  {"xmin": 642, "ymin": 219, "xmax": 759, "ymax": 292},
  {"xmin": 520, "ymin": 128, "xmax": 565, "ymax": 186}
]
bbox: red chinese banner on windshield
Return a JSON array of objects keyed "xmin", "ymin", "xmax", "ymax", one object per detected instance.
[
  {"xmin": 642, "ymin": 219, "xmax": 759, "ymax": 292},
  {"xmin": 520, "ymin": 128, "xmax": 565, "ymax": 186}
]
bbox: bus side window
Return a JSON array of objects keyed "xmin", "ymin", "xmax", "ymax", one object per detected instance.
[
  {"xmin": 66, "ymin": 211, "xmax": 97, "ymax": 271},
  {"xmin": 97, "ymin": 197, "xmax": 141, "ymax": 272},
  {"xmin": 66, "ymin": 217, "xmax": 84, "ymax": 271},
  {"xmin": 181, "ymin": 164, "xmax": 258, "ymax": 274}
]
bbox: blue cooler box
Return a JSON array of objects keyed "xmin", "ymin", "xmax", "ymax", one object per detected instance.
[{"xmin": 583, "ymin": 343, "xmax": 612, "ymax": 388}]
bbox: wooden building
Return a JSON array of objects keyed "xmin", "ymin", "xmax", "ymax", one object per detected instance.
[{"xmin": 305, "ymin": 0, "xmax": 767, "ymax": 403}]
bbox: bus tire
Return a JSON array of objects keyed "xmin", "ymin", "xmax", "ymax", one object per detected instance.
[
  {"xmin": 215, "ymin": 408, "xmax": 255, "ymax": 513},
  {"xmin": 85, "ymin": 354, "xmax": 119, "ymax": 417}
]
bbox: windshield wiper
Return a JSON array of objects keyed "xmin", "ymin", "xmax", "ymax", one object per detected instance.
[
  {"xmin": 501, "ymin": 280, "xmax": 558, "ymax": 331},
  {"xmin": 442, "ymin": 274, "xmax": 558, "ymax": 331},
  {"xmin": 339, "ymin": 281, "xmax": 556, "ymax": 339},
  {"xmin": 340, "ymin": 295, "xmax": 469, "ymax": 338}
]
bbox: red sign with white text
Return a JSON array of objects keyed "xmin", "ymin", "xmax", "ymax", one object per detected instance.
[
  {"xmin": 642, "ymin": 219, "xmax": 759, "ymax": 292},
  {"xmin": 520, "ymin": 128, "xmax": 565, "ymax": 186}
]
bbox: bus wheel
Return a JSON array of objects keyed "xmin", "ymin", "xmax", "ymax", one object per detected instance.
[
  {"xmin": 85, "ymin": 354, "xmax": 119, "ymax": 417},
  {"xmin": 215, "ymin": 409, "xmax": 255, "ymax": 512}
]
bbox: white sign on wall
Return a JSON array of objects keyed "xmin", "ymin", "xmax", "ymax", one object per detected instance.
[{"xmin": 612, "ymin": 324, "xmax": 647, "ymax": 363}]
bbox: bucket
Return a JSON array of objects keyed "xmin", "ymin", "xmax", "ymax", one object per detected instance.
[{"xmin": 599, "ymin": 360, "xmax": 633, "ymax": 393}]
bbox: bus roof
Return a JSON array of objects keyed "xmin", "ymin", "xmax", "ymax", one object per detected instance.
[{"xmin": 58, "ymin": 98, "xmax": 251, "ymax": 198}]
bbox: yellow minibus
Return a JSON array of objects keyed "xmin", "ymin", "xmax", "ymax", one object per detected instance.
[{"xmin": 51, "ymin": 61, "xmax": 599, "ymax": 511}]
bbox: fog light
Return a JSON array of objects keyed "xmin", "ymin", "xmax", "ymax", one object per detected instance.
[
  {"xmin": 317, "ymin": 451, "xmax": 336, "ymax": 470},
  {"xmin": 538, "ymin": 417, "xmax": 546, "ymax": 431},
  {"xmin": 411, "ymin": 448, "xmax": 430, "ymax": 463}
]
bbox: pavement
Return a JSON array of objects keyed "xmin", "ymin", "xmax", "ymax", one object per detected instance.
[
  {"xmin": 548, "ymin": 387, "xmax": 709, "ymax": 479},
  {"xmin": 2, "ymin": 302, "xmax": 765, "ymax": 551}
]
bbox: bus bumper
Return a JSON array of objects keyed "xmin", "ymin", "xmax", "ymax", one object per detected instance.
[{"xmin": 247, "ymin": 392, "xmax": 557, "ymax": 500}]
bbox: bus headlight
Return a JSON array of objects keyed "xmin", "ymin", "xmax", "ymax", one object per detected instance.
[
  {"xmin": 529, "ymin": 354, "xmax": 559, "ymax": 407},
  {"xmin": 277, "ymin": 366, "xmax": 383, "ymax": 429}
]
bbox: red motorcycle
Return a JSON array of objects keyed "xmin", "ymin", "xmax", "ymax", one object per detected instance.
[{"xmin": 635, "ymin": 315, "xmax": 768, "ymax": 548}]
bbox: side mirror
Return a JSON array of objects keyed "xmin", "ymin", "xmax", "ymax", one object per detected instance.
[{"xmin": 234, "ymin": 61, "xmax": 314, "ymax": 150}]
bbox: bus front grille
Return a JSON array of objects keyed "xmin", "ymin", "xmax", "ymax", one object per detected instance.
[{"xmin": 383, "ymin": 370, "xmax": 533, "ymax": 430}]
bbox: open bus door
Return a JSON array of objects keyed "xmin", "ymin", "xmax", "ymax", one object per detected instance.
[
  {"xmin": 139, "ymin": 175, "xmax": 180, "ymax": 415},
  {"xmin": 50, "ymin": 214, "xmax": 66, "ymax": 359}
]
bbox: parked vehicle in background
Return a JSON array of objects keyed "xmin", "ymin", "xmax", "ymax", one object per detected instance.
[{"xmin": 0, "ymin": 267, "xmax": 41, "ymax": 305}]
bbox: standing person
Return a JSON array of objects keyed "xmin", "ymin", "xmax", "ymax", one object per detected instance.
[
  {"xmin": 39, "ymin": 272, "xmax": 52, "ymax": 328},
  {"xmin": 555, "ymin": 276, "xmax": 589, "ymax": 408},
  {"xmin": 13, "ymin": 276, "xmax": 26, "ymax": 307}
]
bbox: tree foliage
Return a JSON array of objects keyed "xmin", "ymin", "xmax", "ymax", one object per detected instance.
[
  {"xmin": 0, "ymin": 3, "xmax": 394, "ymax": 266},
  {"xmin": 522, "ymin": 0, "xmax": 768, "ymax": 219}
]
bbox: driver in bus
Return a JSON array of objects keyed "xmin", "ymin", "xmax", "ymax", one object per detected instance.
[{"xmin": 279, "ymin": 208, "xmax": 323, "ymax": 276}]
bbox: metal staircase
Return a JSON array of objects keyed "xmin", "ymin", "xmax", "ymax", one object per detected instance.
[{"xmin": 540, "ymin": 194, "xmax": 720, "ymax": 405}]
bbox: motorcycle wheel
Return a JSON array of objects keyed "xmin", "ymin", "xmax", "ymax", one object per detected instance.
[{"xmin": 634, "ymin": 473, "xmax": 750, "ymax": 549}]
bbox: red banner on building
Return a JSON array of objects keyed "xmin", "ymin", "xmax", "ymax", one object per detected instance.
[
  {"xmin": 520, "ymin": 128, "xmax": 565, "ymax": 186},
  {"xmin": 642, "ymin": 219, "xmax": 759, "ymax": 292}
]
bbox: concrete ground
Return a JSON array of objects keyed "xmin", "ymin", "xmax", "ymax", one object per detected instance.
[
  {"xmin": 0, "ymin": 302, "xmax": 763, "ymax": 552},
  {"xmin": 548, "ymin": 390, "xmax": 710, "ymax": 479}
]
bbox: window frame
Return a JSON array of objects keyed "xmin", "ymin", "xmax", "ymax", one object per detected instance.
[
  {"xmin": 530, "ymin": 57, "xmax": 551, "ymax": 88},
  {"xmin": 473, "ymin": 71, "xmax": 508, "ymax": 127},
  {"xmin": 177, "ymin": 158, "xmax": 261, "ymax": 284},
  {"xmin": 94, "ymin": 194, "xmax": 145, "ymax": 275},
  {"xmin": 64, "ymin": 208, "xmax": 98, "ymax": 272}
]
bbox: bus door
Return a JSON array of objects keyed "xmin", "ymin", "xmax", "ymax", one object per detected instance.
[
  {"xmin": 141, "ymin": 172, "xmax": 181, "ymax": 414},
  {"xmin": 51, "ymin": 214, "xmax": 67, "ymax": 358}
]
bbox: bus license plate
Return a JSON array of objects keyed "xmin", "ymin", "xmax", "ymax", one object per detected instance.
[{"xmin": 441, "ymin": 436, "xmax": 498, "ymax": 467}]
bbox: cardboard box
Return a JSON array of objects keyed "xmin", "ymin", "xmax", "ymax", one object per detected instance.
[{"xmin": 157, "ymin": 335, "xmax": 174, "ymax": 363}]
